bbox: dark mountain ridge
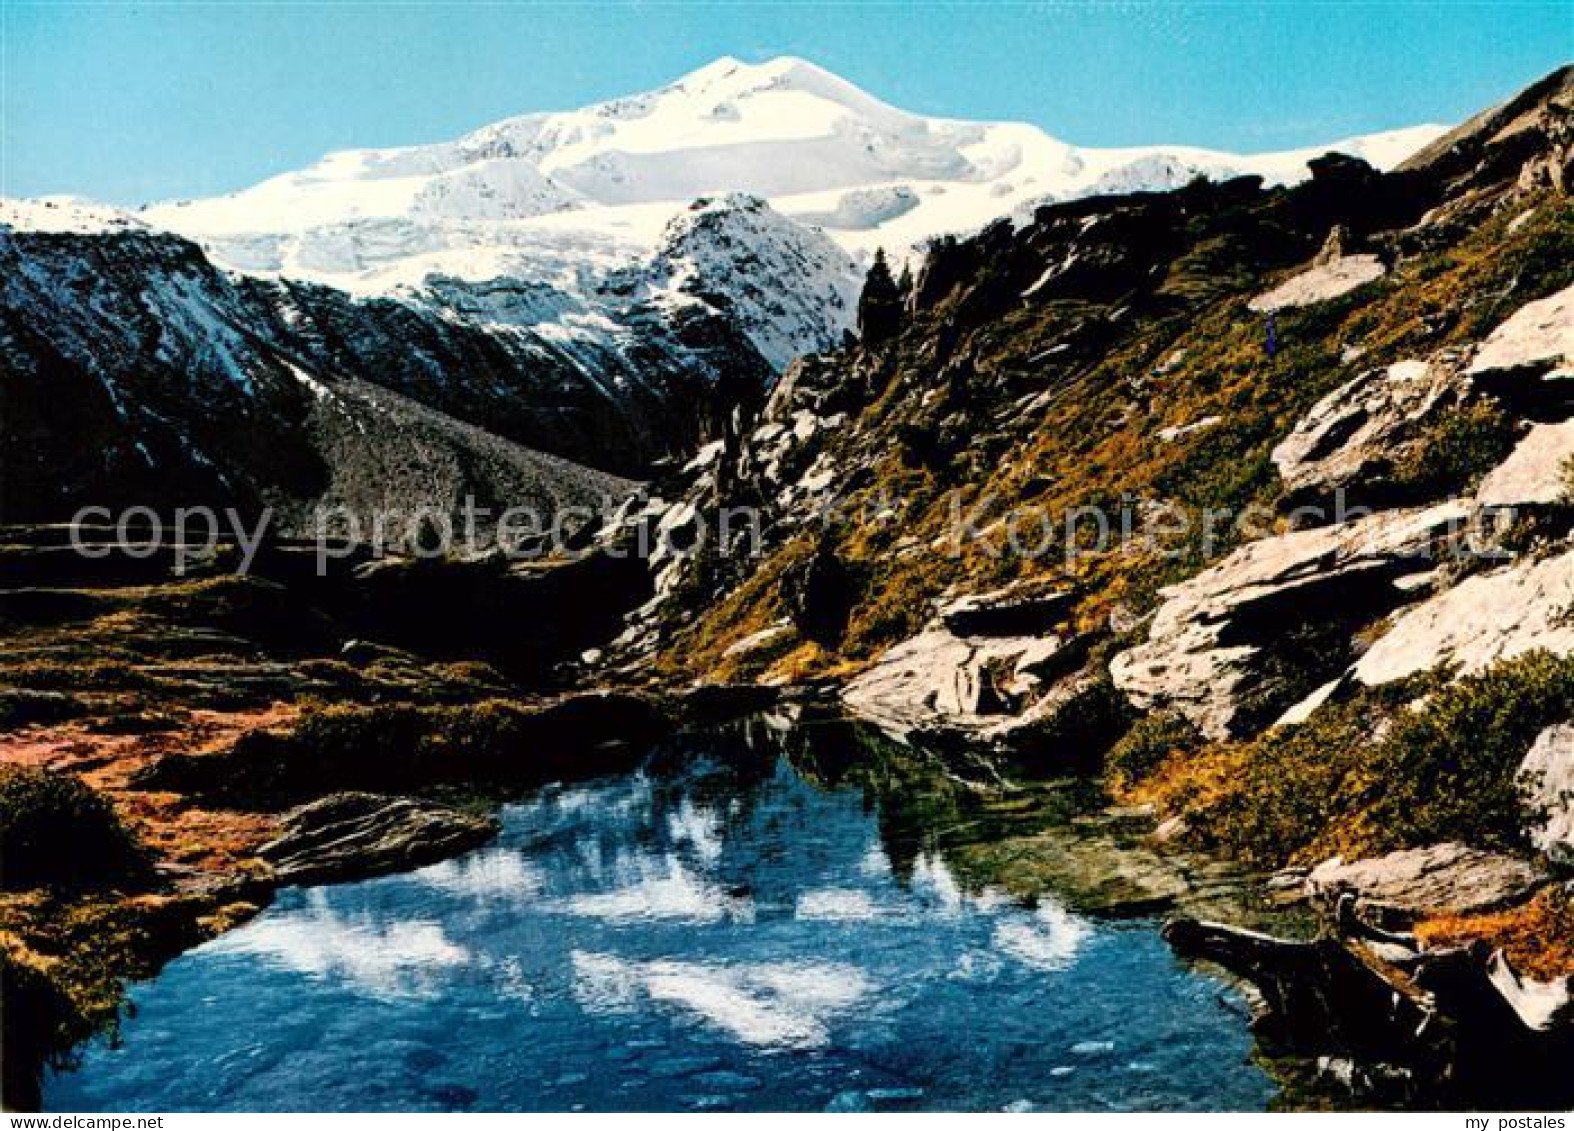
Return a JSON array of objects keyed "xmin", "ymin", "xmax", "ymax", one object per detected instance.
[{"xmin": 0, "ymin": 206, "xmax": 776, "ymax": 530}]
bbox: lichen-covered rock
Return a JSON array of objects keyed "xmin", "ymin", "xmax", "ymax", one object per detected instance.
[
  {"xmin": 1475, "ymin": 421, "xmax": 1574, "ymax": 508},
  {"xmin": 1305, "ymin": 842, "xmax": 1546, "ymax": 929},
  {"xmin": 1520, "ymin": 724, "xmax": 1574, "ymax": 865},
  {"xmin": 1351, "ymin": 547, "xmax": 1574, "ymax": 687},
  {"xmin": 1110, "ymin": 502, "xmax": 1469, "ymax": 738},
  {"xmin": 259, "ymin": 792, "xmax": 498, "ymax": 886}
]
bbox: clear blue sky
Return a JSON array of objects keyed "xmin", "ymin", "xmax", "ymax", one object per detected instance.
[{"xmin": 4, "ymin": 1, "xmax": 1570, "ymax": 205}]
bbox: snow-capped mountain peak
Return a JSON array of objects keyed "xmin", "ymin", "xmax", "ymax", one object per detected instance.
[
  {"xmin": 115, "ymin": 56, "xmax": 1446, "ymax": 376},
  {"xmin": 139, "ymin": 55, "xmax": 1442, "ymax": 285},
  {"xmin": 648, "ymin": 193, "xmax": 861, "ymax": 369}
]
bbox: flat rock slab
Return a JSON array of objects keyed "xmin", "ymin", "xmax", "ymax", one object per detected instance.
[
  {"xmin": 1271, "ymin": 358, "xmax": 1463, "ymax": 500},
  {"xmin": 1351, "ymin": 547, "xmax": 1574, "ymax": 688},
  {"xmin": 1110, "ymin": 502, "xmax": 1468, "ymax": 738},
  {"xmin": 1475, "ymin": 420, "xmax": 1574, "ymax": 508},
  {"xmin": 1468, "ymin": 282, "xmax": 1574, "ymax": 380},
  {"xmin": 1306, "ymin": 842, "xmax": 1546, "ymax": 928},
  {"xmin": 1248, "ymin": 254, "xmax": 1385, "ymax": 313},
  {"xmin": 260, "ymin": 791, "xmax": 498, "ymax": 886}
]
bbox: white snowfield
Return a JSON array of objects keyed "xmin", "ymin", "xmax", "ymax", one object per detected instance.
[
  {"xmin": 5, "ymin": 56, "xmax": 1443, "ymax": 370},
  {"xmin": 0, "ymin": 196, "xmax": 148, "ymax": 235},
  {"xmin": 133, "ymin": 56, "xmax": 1440, "ymax": 286}
]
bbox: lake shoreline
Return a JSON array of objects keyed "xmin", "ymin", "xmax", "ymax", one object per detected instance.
[{"xmin": 43, "ymin": 713, "xmax": 1303, "ymax": 1113}]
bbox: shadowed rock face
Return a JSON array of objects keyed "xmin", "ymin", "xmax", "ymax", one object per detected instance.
[
  {"xmin": 1397, "ymin": 65, "xmax": 1574, "ymax": 182},
  {"xmin": 1165, "ymin": 912, "xmax": 1574, "ymax": 1108}
]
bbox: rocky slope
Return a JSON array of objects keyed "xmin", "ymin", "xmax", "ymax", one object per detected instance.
[{"xmin": 640, "ymin": 62, "xmax": 1572, "ymax": 705}]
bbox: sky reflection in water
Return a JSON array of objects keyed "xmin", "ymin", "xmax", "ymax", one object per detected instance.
[{"xmin": 47, "ymin": 716, "xmax": 1275, "ymax": 1112}]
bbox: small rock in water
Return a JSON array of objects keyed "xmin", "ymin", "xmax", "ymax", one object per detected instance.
[
  {"xmin": 825, "ymin": 1090, "xmax": 875, "ymax": 1112},
  {"xmin": 1070, "ymin": 1040, "xmax": 1115, "ymax": 1056},
  {"xmin": 258, "ymin": 792, "xmax": 498, "ymax": 885},
  {"xmin": 866, "ymin": 1086, "xmax": 925, "ymax": 1102}
]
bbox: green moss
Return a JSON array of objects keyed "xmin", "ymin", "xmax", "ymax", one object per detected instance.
[
  {"xmin": 1106, "ymin": 711, "xmax": 1202, "ymax": 788},
  {"xmin": 1197, "ymin": 690, "xmax": 1395, "ymax": 866},
  {"xmin": 1358, "ymin": 650, "xmax": 1574, "ymax": 851},
  {"xmin": 1389, "ymin": 400, "xmax": 1519, "ymax": 498},
  {"xmin": 0, "ymin": 891, "xmax": 258, "ymax": 1109},
  {"xmin": 149, "ymin": 694, "xmax": 668, "ymax": 807}
]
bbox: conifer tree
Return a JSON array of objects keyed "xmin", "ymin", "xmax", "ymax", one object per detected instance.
[{"xmin": 857, "ymin": 248, "xmax": 902, "ymax": 345}]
